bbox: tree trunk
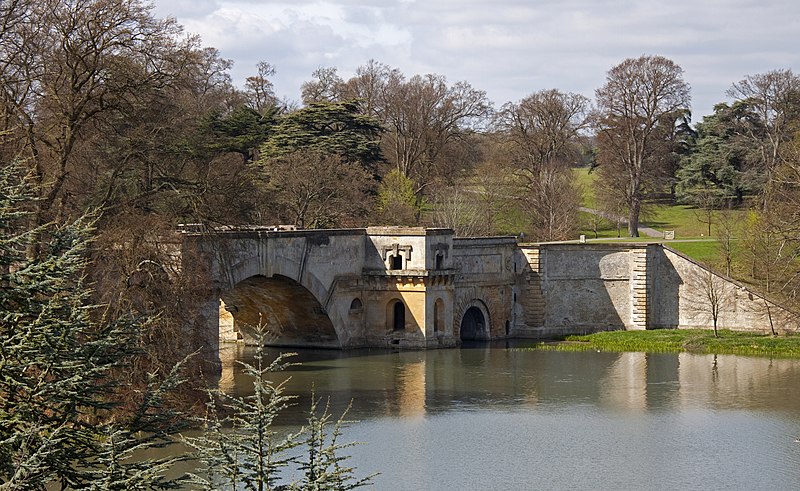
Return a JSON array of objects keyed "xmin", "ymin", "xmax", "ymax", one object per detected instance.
[{"xmin": 628, "ymin": 199, "xmax": 640, "ymax": 237}]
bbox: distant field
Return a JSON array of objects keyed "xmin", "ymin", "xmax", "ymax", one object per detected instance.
[
  {"xmin": 665, "ymin": 240, "xmax": 721, "ymax": 265},
  {"xmin": 573, "ymin": 166, "xmax": 746, "ymax": 241}
]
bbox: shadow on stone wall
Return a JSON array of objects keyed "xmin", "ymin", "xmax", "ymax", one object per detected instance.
[
  {"xmin": 540, "ymin": 245, "xmax": 627, "ymax": 331},
  {"xmin": 649, "ymin": 245, "xmax": 682, "ymax": 328}
]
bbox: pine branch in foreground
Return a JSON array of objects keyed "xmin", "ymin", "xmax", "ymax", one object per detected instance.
[{"xmin": 0, "ymin": 163, "xmax": 190, "ymax": 490}]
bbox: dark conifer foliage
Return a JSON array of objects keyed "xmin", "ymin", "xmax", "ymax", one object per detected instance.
[{"xmin": 0, "ymin": 164, "xmax": 188, "ymax": 490}]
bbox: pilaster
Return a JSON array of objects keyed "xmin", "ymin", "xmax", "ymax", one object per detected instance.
[{"xmin": 630, "ymin": 247, "xmax": 649, "ymax": 330}]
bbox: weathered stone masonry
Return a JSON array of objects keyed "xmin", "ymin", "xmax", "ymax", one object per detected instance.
[{"xmin": 180, "ymin": 226, "xmax": 799, "ymax": 363}]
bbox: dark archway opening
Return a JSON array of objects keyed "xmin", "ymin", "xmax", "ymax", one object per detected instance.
[
  {"xmin": 390, "ymin": 254, "xmax": 403, "ymax": 270},
  {"xmin": 460, "ymin": 306, "xmax": 487, "ymax": 341},
  {"xmin": 393, "ymin": 301, "xmax": 406, "ymax": 331},
  {"xmin": 220, "ymin": 274, "xmax": 339, "ymax": 348}
]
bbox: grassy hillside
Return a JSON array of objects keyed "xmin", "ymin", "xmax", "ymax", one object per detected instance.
[{"xmin": 573, "ymin": 167, "xmax": 745, "ymax": 266}]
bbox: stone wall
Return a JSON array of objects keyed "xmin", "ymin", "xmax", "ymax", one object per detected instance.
[
  {"xmin": 516, "ymin": 243, "xmax": 799, "ymax": 337},
  {"xmin": 182, "ymin": 226, "xmax": 799, "ymax": 366},
  {"xmin": 650, "ymin": 246, "xmax": 799, "ymax": 334},
  {"xmin": 452, "ymin": 237, "xmax": 518, "ymax": 339},
  {"xmin": 516, "ymin": 244, "xmax": 644, "ymax": 337}
]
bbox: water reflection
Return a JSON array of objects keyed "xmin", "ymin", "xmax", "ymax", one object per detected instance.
[
  {"xmin": 219, "ymin": 343, "xmax": 800, "ymax": 419},
  {"xmin": 210, "ymin": 344, "xmax": 800, "ymax": 490}
]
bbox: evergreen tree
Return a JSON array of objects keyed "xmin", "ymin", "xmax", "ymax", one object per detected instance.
[
  {"xmin": 676, "ymin": 103, "xmax": 763, "ymax": 205},
  {"xmin": 260, "ymin": 100, "xmax": 384, "ymax": 173},
  {"xmin": 186, "ymin": 323, "xmax": 301, "ymax": 491},
  {"xmin": 0, "ymin": 162, "xmax": 187, "ymax": 490},
  {"xmin": 205, "ymin": 105, "xmax": 280, "ymax": 164},
  {"xmin": 186, "ymin": 321, "xmax": 375, "ymax": 491},
  {"xmin": 292, "ymin": 396, "xmax": 376, "ymax": 491}
]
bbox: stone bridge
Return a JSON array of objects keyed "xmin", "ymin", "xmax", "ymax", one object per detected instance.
[{"xmin": 180, "ymin": 226, "xmax": 798, "ymax": 363}]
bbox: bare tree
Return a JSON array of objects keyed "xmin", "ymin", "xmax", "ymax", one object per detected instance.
[
  {"xmin": 245, "ymin": 61, "xmax": 278, "ymax": 112},
  {"xmin": 496, "ymin": 90, "xmax": 589, "ymax": 172},
  {"xmin": 716, "ymin": 207, "xmax": 739, "ymax": 277},
  {"xmin": 692, "ymin": 187, "xmax": 720, "ymax": 237},
  {"xmin": 701, "ymin": 270, "xmax": 728, "ymax": 337},
  {"xmin": 301, "ymin": 66, "xmax": 345, "ymax": 105},
  {"xmin": 431, "ymin": 186, "xmax": 491, "ymax": 237},
  {"xmin": 741, "ymin": 209, "xmax": 800, "ymax": 299},
  {"xmin": 263, "ymin": 149, "xmax": 374, "ymax": 228},
  {"xmin": 688, "ymin": 267, "xmax": 734, "ymax": 338},
  {"xmin": 594, "ymin": 55, "xmax": 691, "ymax": 236},
  {"xmin": 0, "ymin": 0, "xmax": 196, "ymax": 224},
  {"xmin": 583, "ymin": 208, "xmax": 611, "ymax": 239},
  {"xmin": 340, "ymin": 59, "xmax": 399, "ymax": 119},
  {"xmin": 727, "ymin": 69, "xmax": 800, "ymax": 209},
  {"xmin": 470, "ymin": 152, "xmax": 519, "ymax": 235},
  {"xmin": 382, "ymin": 74, "xmax": 491, "ymax": 192},
  {"xmin": 495, "ymin": 89, "xmax": 589, "ymax": 241},
  {"xmin": 339, "ymin": 62, "xmax": 492, "ymax": 195}
]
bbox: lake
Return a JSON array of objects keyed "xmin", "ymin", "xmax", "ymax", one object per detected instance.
[{"xmin": 215, "ymin": 342, "xmax": 800, "ymax": 490}]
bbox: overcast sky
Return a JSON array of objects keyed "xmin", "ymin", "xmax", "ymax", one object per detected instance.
[{"xmin": 151, "ymin": 0, "xmax": 800, "ymax": 122}]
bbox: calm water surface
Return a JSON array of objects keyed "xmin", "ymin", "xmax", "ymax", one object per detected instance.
[{"xmin": 217, "ymin": 342, "xmax": 800, "ymax": 490}]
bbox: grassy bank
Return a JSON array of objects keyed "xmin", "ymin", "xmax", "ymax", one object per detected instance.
[{"xmin": 521, "ymin": 329, "xmax": 800, "ymax": 358}]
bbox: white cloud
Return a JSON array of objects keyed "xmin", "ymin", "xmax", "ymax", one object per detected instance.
[{"xmin": 151, "ymin": 0, "xmax": 800, "ymax": 119}]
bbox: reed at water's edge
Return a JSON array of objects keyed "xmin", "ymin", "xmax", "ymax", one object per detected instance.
[{"xmin": 515, "ymin": 329, "xmax": 800, "ymax": 358}]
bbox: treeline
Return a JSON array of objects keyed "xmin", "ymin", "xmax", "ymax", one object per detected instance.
[
  {"xmin": 2, "ymin": 0, "xmax": 799, "ymax": 327},
  {"xmin": 2, "ymin": 1, "xmax": 799, "ymax": 350},
  {"xmin": 2, "ymin": 0, "xmax": 800, "ymax": 485},
  {"xmin": 4, "ymin": 1, "xmax": 798, "ymax": 237}
]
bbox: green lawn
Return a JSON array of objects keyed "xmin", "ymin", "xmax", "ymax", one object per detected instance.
[
  {"xmin": 639, "ymin": 203, "xmax": 732, "ymax": 238},
  {"xmin": 666, "ymin": 240, "xmax": 721, "ymax": 265},
  {"xmin": 573, "ymin": 167, "xmax": 598, "ymax": 209},
  {"xmin": 517, "ymin": 329, "xmax": 800, "ymax": 358},
  {"xmin": 573, "ymin": 166, "xmax": 746, "ymax": 243}
]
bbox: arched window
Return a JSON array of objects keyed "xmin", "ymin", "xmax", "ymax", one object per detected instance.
[
  {"xmin": 349, "ymin": 298, "xmax": 363, "ymax": 313},
  {"xmin": 390, "ymin": 254, "xmax": 403, "ymax": 270},
  {"xmin": 389, "ymin": 300, "xmax": 405, "ymax": 331}
]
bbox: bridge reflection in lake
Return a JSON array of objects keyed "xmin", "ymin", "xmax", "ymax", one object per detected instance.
[{"xmin": 217, "ymin": 343, "xmax": 800, "ymax": 490}]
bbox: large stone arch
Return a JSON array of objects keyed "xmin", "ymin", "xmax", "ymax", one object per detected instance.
[
  {"xmin": 220, "ymin": 274, "xmax": 339, "ymax": 347},
  {"xmin": 218, "ymin": 254, "xmax": 347, "ymax": 348},
  {"xmin": 456, "ymin": 299, "xmax": 492, "ymax": 341}
]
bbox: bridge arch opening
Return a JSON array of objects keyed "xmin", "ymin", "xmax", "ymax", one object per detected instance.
[
  {"xmin": 460, "ymin": 305, "xmax": 488, "ymax": 341},
  {"xmin": 220, "ymin": 274, "xmax": 339, "ymax": 348}
]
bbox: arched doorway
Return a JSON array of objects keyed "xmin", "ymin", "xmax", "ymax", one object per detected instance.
[
  {"xmin": 460, "ymin": 306, "xmax": 488, "ymax": 341},
  {"xmin": 220, "ymin": 274, "xmax": 339, "ymax": 348},
  {"xmin": 388, "ymin": 299, "xmax": 406, "ymax": 331}
]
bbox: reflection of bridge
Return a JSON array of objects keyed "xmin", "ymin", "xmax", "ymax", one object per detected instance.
[{"xmin": 179, "ymin": 226, "xmax": 797, "ymax": 365}]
